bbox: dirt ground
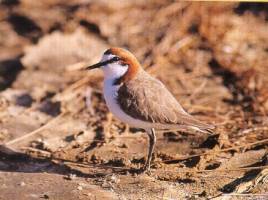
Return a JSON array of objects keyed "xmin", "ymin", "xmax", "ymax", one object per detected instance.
[{"xmin": 0, "ymin": 1, "xmax": 268, "ymax": 199}]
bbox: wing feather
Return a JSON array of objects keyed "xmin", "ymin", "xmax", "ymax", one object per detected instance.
[{"xmin": 117, "ymin": 71, "xmax": 214, "ymax": 131}]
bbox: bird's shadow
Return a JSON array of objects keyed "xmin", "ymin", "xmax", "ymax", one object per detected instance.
[{"xmin": 0, "ymin": 145, "xmax": 138, "ymax": 179}]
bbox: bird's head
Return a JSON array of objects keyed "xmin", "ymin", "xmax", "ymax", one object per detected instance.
[{"xmin": 87, "ymin": 47, "xmax": 142, "ymax": 84}]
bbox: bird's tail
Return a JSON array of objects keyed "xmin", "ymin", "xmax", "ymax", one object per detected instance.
[
  {"xmin": 182, "ymin": 114, "xmax": 215, "ymax": 135},
  {"xmin": 189, "ymin": 122, "xmax": 215, "ymax": 135}
]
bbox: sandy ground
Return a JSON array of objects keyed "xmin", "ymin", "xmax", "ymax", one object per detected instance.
[{"xmin": 0, "ymin": 1, "xmax": 268, "ymax": 199}]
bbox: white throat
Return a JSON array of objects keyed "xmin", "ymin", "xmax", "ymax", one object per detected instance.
[
  {"xmin": 102, "ymin": 63, "xmax": 128, "ymax": 81},
  {"xmin": 100, "ymin": 54, "xmax": 128, "ymax": 81}
]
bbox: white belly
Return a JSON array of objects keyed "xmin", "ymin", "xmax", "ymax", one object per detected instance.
[{"xmin": 103, "ymin": 80, "xmax": 154, "ymax": 129}]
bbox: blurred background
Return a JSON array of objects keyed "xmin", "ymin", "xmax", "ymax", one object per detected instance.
[{"xmin": 0, "ymin": 1, "xmax": 268, "ymax": 199}]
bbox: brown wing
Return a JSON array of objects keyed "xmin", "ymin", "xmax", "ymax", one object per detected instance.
[{"xmin": 117, "ymin": 70, "xmax": 214, "ymax": 130}]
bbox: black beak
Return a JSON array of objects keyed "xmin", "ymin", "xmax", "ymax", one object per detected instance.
[
  {"xmin": 86, "ymin": 57, "xmax": 119, "ymax": 70},
  {"xmin": 86, "ymin": 61, "xmax": 105, "ymax": 70}
]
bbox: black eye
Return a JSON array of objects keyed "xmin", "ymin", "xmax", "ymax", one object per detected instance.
[{"xmin": 113, "ymin": 57, "xmax": 120, "ymax": 61}]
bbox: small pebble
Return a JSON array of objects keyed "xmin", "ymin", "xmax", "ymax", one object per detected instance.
[
  {"xmin": 101, "ymin": 182, "xmax": 110, "ymax": 188},
  {"xmin": 66, "ymin": 174, "xmax": 77, "ymax": 180},
  {"xmin": 20, "ymin": 181, "xmax": 26, "ymax": 186},
  {"xmin": 83, "ymin": 193, "xmax": 93, "ymax": 197},
  {"xmin": 16, "ymin": 93, "xmax": 33, "ymax": 107},
  {"xmin": 108, "ymin": 174, "xmax": 120, "ymax": 184},
  {"xmin": 42, "ymin": 194, "xmax": 49, "ymax": 199}
]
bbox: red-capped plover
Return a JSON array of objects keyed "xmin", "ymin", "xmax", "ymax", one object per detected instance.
[{"xmin": 87, "ymin": 47, "xmax": 214, "ymax": 172}]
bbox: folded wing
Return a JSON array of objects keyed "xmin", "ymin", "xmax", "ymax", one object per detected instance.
[{"xmin": 117, "ymin": 71, "xmax": 214, "ymax": 131}]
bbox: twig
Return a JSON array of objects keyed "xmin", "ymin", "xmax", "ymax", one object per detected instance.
[
  {"xmin": 65, "ymin": 61, "xmax": 88, "ymax": 71},
  {"xmin": 162, "ymin": 138, "xmax": 268, "ymax": 163},
  {"xmin": 16, "ymin": 148, "xmax": 268, "ymax": 174},
  {"xmin": 21, "ymin": 147, "xmax": 51, "ymax": 157},
  {"xmin": 60, "ymin": 159, "xmax": 268, "ymax": 174},
  {"xmin": 171, "ymin": 36, "xmax": 195, "ymax": 52},
  {"xmin": 238, "ymin": 127, "xmax": 268, "ymax": 135},
  {"xmin": 188, "ymin": 79, "xmax": 207, "ymax": 101},
  {"xmin": 55, "ymin": 76, "xmax": 90, "ymax": 98},
  {"xmin": 5, "ymin": 112, "xmax": 66, "ymax": 147},
  {"xmin": 223, "ymin": 193, "xmax": 268, "ymax": 196},
  {"xmin": 156, "ymin": 165, "xmax": 268, "ymax": 174}
]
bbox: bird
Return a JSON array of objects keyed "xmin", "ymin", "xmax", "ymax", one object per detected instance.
[{"xmin": 86, "ymin": 47, "xmax": 214, "ymax": 172}]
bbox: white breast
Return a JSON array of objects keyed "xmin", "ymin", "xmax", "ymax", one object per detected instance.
[{"xmin": 103, "ymin": 79, "xmax": 154, "ymax": 129}]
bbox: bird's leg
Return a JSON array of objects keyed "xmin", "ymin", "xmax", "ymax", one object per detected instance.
[{"xmin": 143, "ymin": 128, "xmax": 156, "ymax": 172}]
